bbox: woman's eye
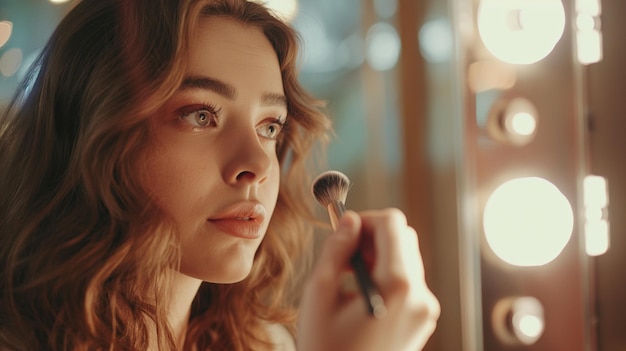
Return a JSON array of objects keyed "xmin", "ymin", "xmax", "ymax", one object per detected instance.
[
  {"xmin": 257, "ymin": 119, "xmax": 285, "ymax": 140},
  {"xmin": 180, "ymin": 106, "xmax": 220, "ymax": 128}
]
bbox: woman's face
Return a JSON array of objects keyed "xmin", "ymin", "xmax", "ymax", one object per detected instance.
[{"xmin": 142, "ymin": 17, "xmax": 286, "ymax": 283}]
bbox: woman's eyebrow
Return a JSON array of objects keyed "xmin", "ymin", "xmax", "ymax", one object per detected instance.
[
  {"xmin": 180, "ymin": 75, "xmax": 236, "ymax": 99},
  {"xmin": 180, "ymin": 75, "xmax": 287, "ymax": 108},
  {"xmin": 261, "ymin": 93, "xmax": 287, "ymax": 108}
]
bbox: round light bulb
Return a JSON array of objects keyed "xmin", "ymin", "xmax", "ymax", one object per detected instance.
[
  {"xmin": 483, "ymin": 177, "xmax": 574, "ymax": 266},
  {"xmin": 509, "ymin": 112, "xmax": 536, "ymax": 136},
  {"xmin": 487, "ymin": 97, "xmax": 539, "ymax": 146},
  {"xmin": 477, "ymin": 0, "xmax": 565, "ymax": 64},
  {"xmin": 493, "ymin": 296, "xmax": 545, "ymax": 345},
  {"xmin": 516, "ymin": 314, "xmax": 544, "ymax": 340}
]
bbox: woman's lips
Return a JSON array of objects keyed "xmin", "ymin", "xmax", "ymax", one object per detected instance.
[
  {"xmin": 208, "ymin": 218, "xmax": 262, "ymax": 239},
  {"xmin": 207, "ymin": 202, "xmax": 266, "ymax": 239}
]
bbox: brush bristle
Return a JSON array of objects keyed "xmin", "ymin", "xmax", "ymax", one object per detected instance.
[{"xmin": 312, "ymin": 170, "xmax": 350, "ymax": 207}]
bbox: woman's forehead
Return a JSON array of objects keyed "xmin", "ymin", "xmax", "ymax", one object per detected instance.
[{"xmin": 185, "ymin": 16, "xmax": 284, "ymax": 94}]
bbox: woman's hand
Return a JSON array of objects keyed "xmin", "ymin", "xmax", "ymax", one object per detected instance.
[{"xmin": 297, "ymin": 209, "xmax": 440, "ymax": 351}]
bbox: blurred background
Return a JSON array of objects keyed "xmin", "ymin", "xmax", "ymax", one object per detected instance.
[{"xmin": 1, "ymin": 0, "xmax": 624, "ymax": 350}]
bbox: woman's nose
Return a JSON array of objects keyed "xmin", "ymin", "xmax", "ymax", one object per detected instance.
[{"xmin": 222, "ymin": 127, "xmax": 273, "ymax": 185}]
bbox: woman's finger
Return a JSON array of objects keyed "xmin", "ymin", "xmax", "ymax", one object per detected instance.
[
  {"xmin": 359, "ymin": 209, "xmax": 423, "ymax": 293},
  {"xmin": 304, "ymin": 211, "xmax": 362, "ymax": 308}
]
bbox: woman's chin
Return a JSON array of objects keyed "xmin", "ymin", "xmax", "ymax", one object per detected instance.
[
  {"xmin": 207, "ymin": 271, "xmax": 251, "ymax": 284},
  {"xmin": 180, "ymin": 262, "xmax": 253, "ymax": 284}
]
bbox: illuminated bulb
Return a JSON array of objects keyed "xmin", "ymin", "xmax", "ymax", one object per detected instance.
[
  {"xmin": 576, "ymin": 0, "xmax": 603, "ymax": 64},
  {"xmin": 576, "ymin": 0, "xmax": 601, "ymax": 16},
  {"xmin": 493, "ymin": 296, "xmax": 545, "ymax": 345},
  {"xmin": 477, "ymin": 0, "xmax": 565, "ymax": 64},
  {"xmin": 510, "ymin": 112, "xmax": 536, "ymax": 136},
  {"xmin": 0, "ymin": 21, "xmax": 12, "ymax": 48},
  {"xmin": 511, "ymin": 297, "xmax": 545, "ymax": 344},
  {"xmin": 584, "ymin": 175, "xmax": 608, "ymax": 208},
  {"xmin": 49, "ymin": 0, "xmax": 72, "ymax": 3},
  {"xmin": 516, "ymin": 314, "xmax": 544, "ymax": 340},
  {"xmin": 585, "ymin": 207, "xmax": 603, "ymax": 221},
  {"xmin": 502, "ymin": 98, "xmax": 538, "ymax": 142},
  {"xmin": 584, "ymin": 175, "xmax": 610, "ymax": 256},
  {"xmin": 488, "ymin": 97, "xmax": 539, "ymax": 145},
  {"xmin": 483, "ymin": 177, "xmax": 574, "ymax": 267},
  {"xmin": 586, "ymin": 220, "xmax": 609, "ymax": 256},
  {"xmin": 577, "ymin": 31, "xmax": 602, "ymax": 64},
  {"xmin": 576, "ymin": 13, "xmax": 596, "ymax": 32}
]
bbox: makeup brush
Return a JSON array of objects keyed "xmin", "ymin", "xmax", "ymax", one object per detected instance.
[{"xmin": 312, "ymin": 170, "xmax": 387, "ymax": 318}]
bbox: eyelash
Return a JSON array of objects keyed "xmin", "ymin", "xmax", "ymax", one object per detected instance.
[
  {"xmin": 259, "ymin": 116, "xmax": 286, "ymax": 140},
  {"xmin": 177, "ymin": 103, "xmax": 287, "ymax": 140},
  {"xmin": 179, "ymin": 103, "xmax": 221, "ymax": 130}
]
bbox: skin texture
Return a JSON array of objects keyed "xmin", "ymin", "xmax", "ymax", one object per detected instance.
[
  {"xmin": 139, "ymin": 17, "xmax": 288, "ymax": 345},
  {"xmin": 142, "ymin": 17, "xmax": 285, "ymax": 284}
]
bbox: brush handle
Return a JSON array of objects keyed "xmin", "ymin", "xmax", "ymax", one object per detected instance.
[{"xmin": 327, "ymin": 200, "xmax": 387, "ymax": 318}]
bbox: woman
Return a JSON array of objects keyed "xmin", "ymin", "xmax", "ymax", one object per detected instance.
[{"xmin": 0, "ymin": 0, "xmax": 439, "ymax": 350}]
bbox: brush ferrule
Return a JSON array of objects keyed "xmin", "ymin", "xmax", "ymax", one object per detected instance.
[{"xmin": 326, "ymin": 200, "xmax": 346, "ymax": 230}]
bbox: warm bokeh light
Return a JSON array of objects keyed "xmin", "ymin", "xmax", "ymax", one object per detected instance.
[
  {"xmin": 586, "ymin": 220, "xmax": 609, "ymax": 256},
  {"xmin": 487, "ymin": 97, "xmax": 538, "ymax": 146},
  {"xmin": 576, "ymin": 13, "xmax": 596, "ymax": 32},
  {"xmin": 493, "ymin": 296, "xmax": 545, "ymax": 345},
  {"xmin": 259, "ymin": 0, "xmax": 298, "ymax": 22},
  {"xmin": 585, "ymin": 207, "xmax": 603, "ymax": 222},
  {"xmin": 516, "ymin": 314, "xmax": 544, "ymax": 340},
  {"xmin": 584, "ymin": 175, "xmax": 608, "ymax": 208},
  {"xmin": 576, "ymin": 32, "xmax": 603, "ymax": 64},
  {"xmin": 483, "ymin": 177, "xmax": 574, "ymax": 266},
  {"xmin": 576, "ymin": 0, "xmax": 603, "ymax": 64},
  {"xmin": 511, "ymin": 297, "xmax": 545, "ymax": 345},
  {"xmin": 576, "ymin": 0, "xmax": 601, "ymax": 16},
  {"xmin": 0, "ymin": 48, "xmax": 22, "ymax": 77},
  {"xmin": 509, "ymin": 112, "xmax": 536, "ymax": 136},
  {"xmin": 584, "ymin": 175, "xmax": 609, "ymax": 256},
  {"xmin": 366, "ymin": 22, "xmax": 401, "ymax": 71},
  {"xmin": 0, "ymin": 21, "xmax": 12, "ymax": 48},
  {"xmin": 477, "ymin": 0, "xmax": 565, "ymax": 64}
]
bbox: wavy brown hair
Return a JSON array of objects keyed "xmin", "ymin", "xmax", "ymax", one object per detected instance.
[{"xmin": 0, "ymin": 0, "xmax": 330, "ymax": 350}]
